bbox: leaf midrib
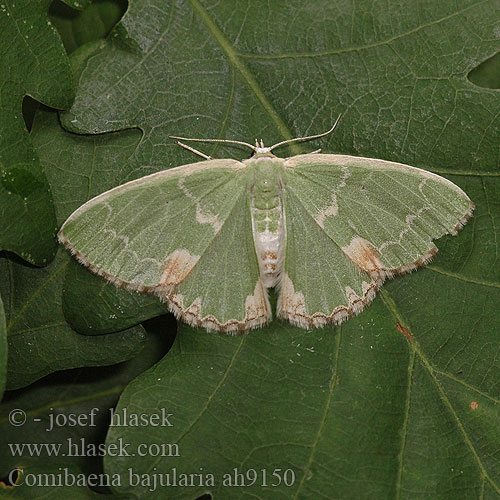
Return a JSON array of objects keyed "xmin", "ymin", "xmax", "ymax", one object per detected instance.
[{"xmin": 188, "ymin": 0, "xmax": 296, "ymax": 150}]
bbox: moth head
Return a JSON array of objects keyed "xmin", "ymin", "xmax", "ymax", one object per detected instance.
[{"xmin": 253, "ymin": 138, "xmax": 275, "ymax": 157}]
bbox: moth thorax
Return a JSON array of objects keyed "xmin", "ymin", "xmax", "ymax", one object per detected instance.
[{"xmin": 250, "ymin": 196, "xmax": 284, "ymax": 288}]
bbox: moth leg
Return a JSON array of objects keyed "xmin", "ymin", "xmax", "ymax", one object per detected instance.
[{"xmin": 175, "ymin": 141, "xmax": 213, "ymax": 160}]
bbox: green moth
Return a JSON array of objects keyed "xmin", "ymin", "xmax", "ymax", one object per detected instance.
[{"xmin": 59, "ymin": 120, "xmax": 473, "ymax": 333}]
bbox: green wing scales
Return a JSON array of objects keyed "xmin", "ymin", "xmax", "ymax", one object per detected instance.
[
  {"xmin": 279, "ymin": 154, "xmax": 473, "ymax": 328},
  {"xmin": 60, "ymin": 149, "xmax": 473, "ymax": 333},
  {"xmin": 59, "ymin": 159, "xmax": 271, "ymax": 333}
]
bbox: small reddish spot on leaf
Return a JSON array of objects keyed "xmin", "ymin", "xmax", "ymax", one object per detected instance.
[
  {"xmin": 469, "ymin": 401, "xmax": 479, "ymax": 410},
  {"xmin": 396, "ymin": 323, "xmax": 413, "ymax": 343}
]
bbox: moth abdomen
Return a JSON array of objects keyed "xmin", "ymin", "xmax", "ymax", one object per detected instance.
[{"xmin": 249, "ymin": 161, "xmax": 285, "ymax": 289}]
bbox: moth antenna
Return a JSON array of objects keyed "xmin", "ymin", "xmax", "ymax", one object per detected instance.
[
  {"xmin": 175, "ymin": 141, "xmax": 213, "ymax": 160},
  {"xmin": 170, "ymin": 135, "xmax": 257, "ymax": 152},
  {"xmin": 268, "ymin": 113, "xmax": 342, "ymax": 152}
]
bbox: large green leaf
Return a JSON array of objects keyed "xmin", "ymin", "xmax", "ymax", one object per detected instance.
[
  {"xmin": 29, "ymin": 0, "xmax": 500, "ymax": 498},
  {"xmin": 58, "ymin": 0, "xmax": 500, "ymax": 329},
  {"xmin": 106, "ymin": 305, "xmax": 500, "ymax": 499},
  {"xmin": 0, "ymin": 0, "xmax": 74, "ymax": 265}
]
